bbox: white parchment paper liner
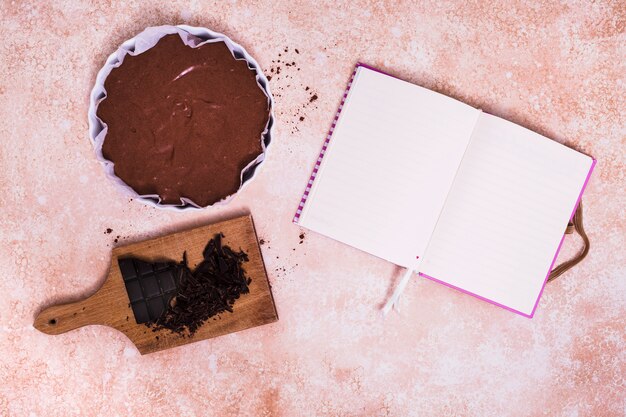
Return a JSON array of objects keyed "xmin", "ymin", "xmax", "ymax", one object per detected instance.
[{"xmin": 88, "ymin": 25, "xmax": 274, "ymax": 211}]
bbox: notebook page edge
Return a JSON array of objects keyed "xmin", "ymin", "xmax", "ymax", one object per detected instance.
[
  {"xmin": 479, "ymin": 112, "xmax": 597, "ymax": 162},
  {"xmin": 420, "ymin": 112, "xmax": 595, "ymax": 317},
  {"xmin": 418, "ymin": 272, "xmax": 535, "ymax": 317},
  {"xmin": 356, "ymin": 62, "xmax": 479, "ymax": 114},
  {"xmin": 526, "ymin": 157, "xmax": 595, "ymax": 318},
  {"xmin": 293, "ymin": 65, "xmax": 363, "ymax": 225}
]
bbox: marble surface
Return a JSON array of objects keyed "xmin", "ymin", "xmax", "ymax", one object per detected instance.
[{"xmin": 0, "ymin": 1, "xmax": 624, "ymax": 416}]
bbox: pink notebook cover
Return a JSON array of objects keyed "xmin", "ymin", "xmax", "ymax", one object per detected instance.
[{"xmin": 294, "ymin": 63, "xmax": 596, "ymax": 318}]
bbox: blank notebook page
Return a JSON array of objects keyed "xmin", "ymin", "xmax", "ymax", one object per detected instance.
[
  {"xmin": 421, "ymin": 113, "xmax": 594, "ymax": 316},
  {"xmin": 298, "ymin": 66, "xmax": 480, "ymax": 267}
]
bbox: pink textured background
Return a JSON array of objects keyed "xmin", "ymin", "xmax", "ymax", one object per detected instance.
[{"xmin": 0, "ymin": 1, "xmax": 624, "ymax": 416}]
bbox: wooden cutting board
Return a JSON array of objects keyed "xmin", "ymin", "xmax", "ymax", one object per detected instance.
[{"xmin": 34, "ymin": 215, "xmax": 278, "ymax": 354}]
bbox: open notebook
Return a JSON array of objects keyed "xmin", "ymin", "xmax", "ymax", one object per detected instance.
[{"xmin": 294, "ymin": 64, "xmax": 595, "ymax": 317}]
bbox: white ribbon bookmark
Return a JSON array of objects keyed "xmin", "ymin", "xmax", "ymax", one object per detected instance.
[{"xmin": 382, "ymin": 259, "xmax": 422, "ymax": 316}]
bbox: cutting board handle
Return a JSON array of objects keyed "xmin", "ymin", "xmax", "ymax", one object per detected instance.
[{"xmin": 34, "ymin": 292, "xmax": 107, "ymax": 335}]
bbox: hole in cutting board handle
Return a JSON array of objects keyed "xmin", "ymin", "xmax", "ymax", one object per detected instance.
[{"xmin": 48, "ymin": 319, "xmax": 57, "ymax": 325}]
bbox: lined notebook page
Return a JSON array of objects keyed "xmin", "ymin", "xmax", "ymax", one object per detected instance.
[
  {"xmin": 298, "ymin": 66, "xmax": 480, "ymax": 267},
  {"xmin": 421, "ymin": 113, "xmax": 593, "ymax": 315}
]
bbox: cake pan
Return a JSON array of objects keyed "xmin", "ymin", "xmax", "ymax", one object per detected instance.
[{"xmin": 88, "ymin": 25, "xmax": 274, "ymax": 211}]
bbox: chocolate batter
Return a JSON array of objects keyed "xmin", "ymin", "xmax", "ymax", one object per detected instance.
[{"xmin": 98, "ymin": 34, "xmax": 270, "ymax": 207}]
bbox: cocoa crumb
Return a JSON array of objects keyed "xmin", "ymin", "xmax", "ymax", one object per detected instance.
[{"xmin": 265, "ymin": 47, "xmax": 319, "ymax": 134}]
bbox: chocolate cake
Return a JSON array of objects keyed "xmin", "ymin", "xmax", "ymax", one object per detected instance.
[{"xmin": 97, "ymin": 34, "xmax": 270, "ymax": 207}]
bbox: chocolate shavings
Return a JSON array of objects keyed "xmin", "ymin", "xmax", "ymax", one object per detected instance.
[{"xmin": 151, "ymin": 233, "xmax": 251, "ymax": 336}]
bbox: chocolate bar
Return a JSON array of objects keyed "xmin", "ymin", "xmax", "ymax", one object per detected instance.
[{"xmin": 117, "ymin": 258, "xmax": 179, "ymax": 324}]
